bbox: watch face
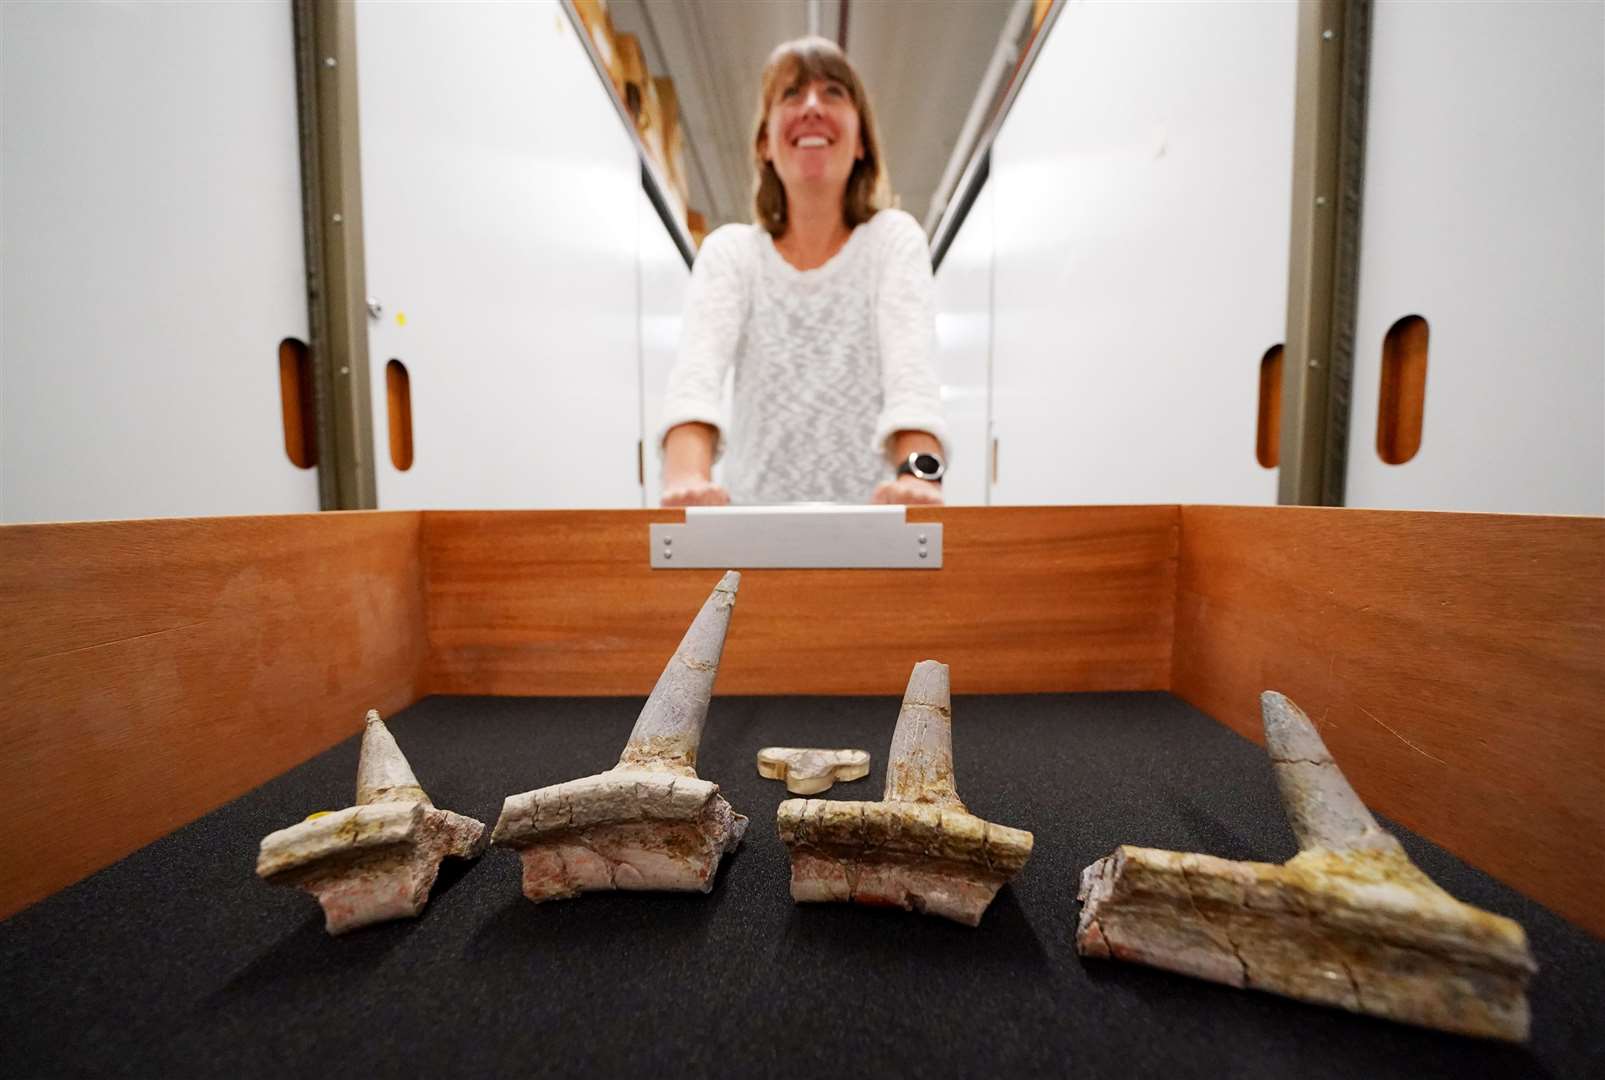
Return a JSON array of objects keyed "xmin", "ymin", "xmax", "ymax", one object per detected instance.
[{"xmin": 912, "ymin": 453, "xmax": 944, "ymax": 479}]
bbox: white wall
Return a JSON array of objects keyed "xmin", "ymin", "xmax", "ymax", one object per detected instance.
[
  {"xmin": 1344, "ymin": 0, "xmax": 1605, "ymax": 514},
  {"xmin": 639, "ymin": 190, "xmax": 692, "ymax": 507},
  {"xmin": 358, "ymin": 0, "xmax": 644, "ymax": 509},
  {"xmin": 931, "ymin": 182, "xmax": 994, "ymax": 506},
  {"xmin": 1, "ymin": 0, "xmax": 317, "ymax": 523},
  {"xmin": 986, "ymin": 0, "xmax": 1296, "ymax": 506}
]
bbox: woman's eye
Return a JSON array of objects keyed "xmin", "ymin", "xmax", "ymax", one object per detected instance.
[
  {"xmin": 826, "ymin": 84, "xmax": 846, "ymax": 97},
  {"xmin": 782, "ymin": 86, "xmax": 799, "ymax": 99}
]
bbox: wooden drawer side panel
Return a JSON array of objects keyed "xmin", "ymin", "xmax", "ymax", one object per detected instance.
[
  {"xmin": 1171, "ymin": 505, "xmax": 1605, "ymax": 936},
  {"xmin": 0, "ymin": 512, "xmax": 429, "ymax": 920}
]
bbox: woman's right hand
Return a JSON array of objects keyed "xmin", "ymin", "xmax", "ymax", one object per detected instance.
[
  {"xmin": 661, "ymin": 479, "xmax": 731, "ymax": 507},
  {"xmin": 660, "ymin": 423, "xmax": 728, "ymax": 506}
]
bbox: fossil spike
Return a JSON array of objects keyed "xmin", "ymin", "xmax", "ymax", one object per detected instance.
[
  {"xmin": 257, "ymin": 710, "xmax": 487, "ymax": 935},
  {"xmin": 356, "ymin": 709, "xmax": 430, "ymax": 806},
  {"xmin": 617, "ymin": 569, "xmax": 740, "ymax": 774},
  {"xmin": 1262, "ymin": 691, "xmax": 1400, "ymax": 854},
  {"xmin": 883, "ymin": 660, "xmax": 963, "ymax": 809},
  {"xmin": 776, "ymin": 661, "xmax": 1032, "ymax": 926},
  {"xmin": 493, "ymin": 573, "xmax": 748, "ymax": 902},
  {"xmin": 1074, "ymin": 689, "xmax": 1536, "ymax": 1042}
]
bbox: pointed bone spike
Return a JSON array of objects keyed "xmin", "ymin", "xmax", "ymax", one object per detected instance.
[
  {"xmin": 356, "ymin": 710, "xmax": 430, "ymax": 806},
  {"xmin": 1261, "ymin": 691, "xmax": 1399, "ymax": 853},
  {"xmin": 776, "ymin": 661, "xmax": 1032, "ymax": 925},
  {"xmin": 1073, "ymin": 844, "xmax": 1535, "ymax": 1041},
  {"xmin": 883, "ymin": 660, "xmax": 963, "ymax": 809},
  {"xmin": 260, "ymin": 714, "xmax": 486, "ymax": 933},
  {"xmin": 618, "ymin": 570, "xmax": 740, "ymax": 772},
  {"xmin": 1068, "ymin": 691, "xmax": 1531, "ymax": 1038},
  {"xmin": 493, "ymin": 577, "xmax": 747, "ymax": 903}
]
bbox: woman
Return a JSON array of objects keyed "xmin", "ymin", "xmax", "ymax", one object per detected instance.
[{"xmin": 658, "ymin": 36, "xmax": 948, "ymax": 507}]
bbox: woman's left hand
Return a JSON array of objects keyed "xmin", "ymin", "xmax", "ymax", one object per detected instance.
[{"xmin": 871, "ymin": 476, "xmax": 944, "ymax": 506}]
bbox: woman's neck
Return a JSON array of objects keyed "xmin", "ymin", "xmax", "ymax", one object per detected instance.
[{"xmin": 775, "ymin": 188, "xmax": 852, "ymax": 271}]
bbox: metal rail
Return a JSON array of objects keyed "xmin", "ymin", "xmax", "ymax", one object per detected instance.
[
  {"xmin": 560, "ymin": 0, "xmax": 697, "ymax": 266},
  {"xmin": 928, "ymin": 0, "xmax": 1065, "ymax": 270},
  {"xmin": 1279, "ymin": 0, "xmax": 1372, "ymax": 505},
  {"xmin": 291, "ymin": 0, "xmax": 378, "ymax": 510}
]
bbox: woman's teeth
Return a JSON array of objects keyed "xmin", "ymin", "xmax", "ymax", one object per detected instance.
[{"xmin": 796, "ymin": 136, "xmax": 829, "ymax": 148}]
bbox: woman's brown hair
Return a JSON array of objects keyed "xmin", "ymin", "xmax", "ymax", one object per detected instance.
[{"xmin": 752, "ymin": 36, "xmax": 891, "ymax": 238}]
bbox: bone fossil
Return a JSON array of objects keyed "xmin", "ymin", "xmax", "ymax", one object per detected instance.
[
  {"xmin": 256, "ymin": 710, "xmax": 488, "ymax": 935},
  {"xmin": 777, "ymin": 660, "xmax": 1033, "ymax": 926},
  {"xmin": 1076, "ymin": 691, "xmax": 1537, "ymax": 1042},
  {"xmin": 757, "ymin": 747, "xmax": 871, "ymax": 794},
  {"xmin": 491, "ymin": 571, "xmax": 748, "ymax": 901}
]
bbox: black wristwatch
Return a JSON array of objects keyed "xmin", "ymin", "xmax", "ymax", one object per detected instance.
[{"xmin": 896, "ymin": 450, "xmax": 946, "ymax": 483}]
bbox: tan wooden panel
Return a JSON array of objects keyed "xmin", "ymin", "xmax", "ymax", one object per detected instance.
[
  {"xmin": 422, "ymin": 506, "xmax": 1179, "ymax": 696},
  {"xmin": 0, "ymin": 512, "xmax": 428, "ymax": 920},
  {"xmin": 1171, "ymin": 505, "xmax": 1605, "ymax": 936}
]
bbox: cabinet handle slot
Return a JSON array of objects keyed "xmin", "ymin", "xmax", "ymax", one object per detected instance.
[
  {"xmin": 1256, "ymin": 344, "xmax": 1284, "ymax": 469},
  {"xmin": 1377, "ymin": 315, "xmax": 1429, "ymax": 465},
  {"xmin": 278, "ymin": 337, "xmax": 316, "ymax": 469},
  {"xmin": 386, "ymin": 359, "xmax": 414, "ymax": 471}
]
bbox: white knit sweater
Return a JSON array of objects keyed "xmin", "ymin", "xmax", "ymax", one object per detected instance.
[{"xmin": 658, "ymin": 208, "xmax": 948, "ymax": 505}]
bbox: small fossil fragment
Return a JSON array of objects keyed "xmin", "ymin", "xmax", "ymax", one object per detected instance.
[
  {"xmin": 257, "ymin": 710, "xmax": 488, "ymax": 935},
  {"xmin": 1075, "ymin": 691, "xmax": 1537, "ymax": 1042},
  {"xmin": 757, "ymin": 747, "xmax": 871, "ymax": 794},
  {"xmin": 491, "ymin": 571, "xmax": 748, "ymax": 901},
  {"xmin": 776, "ymin": 660, "xmax": 1033, "ymax": 926}
]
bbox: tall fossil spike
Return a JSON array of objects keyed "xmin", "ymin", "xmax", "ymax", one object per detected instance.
[
  {"xmin": 883, "ymin": 659, "xmax": 964, "ymax": 808},
  {"xmin": 257, "ymin": 711, "xmax": 488, "ymax": 935},
  {"xmin": 1075, "ymin": 690, "xmax": 1537, "ymax": 1042},
  {"xmin": 617, "ymin": 569, "xmax": 739, "ymax": 774},
  {"xmin": 776, "ymin": 661, "xmax": 1033, "ymax": 927},
  {"xmin": 356, "ymin": 708, "xmax": 430, "ymax": 806},
  {"xmin": 492, "ymin": 572, "xmax": 748, "ymax": 901},
  {"xmin": 1262, "ymin": 691, "xmax": 1400, "ymax": 854}
]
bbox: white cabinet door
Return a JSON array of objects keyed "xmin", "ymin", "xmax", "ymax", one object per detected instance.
[
  {"xmin": 1344, "ymin": 0, "xmax": 1604, "ymax": 515},
  {"xmin": 932, "ymin": 184, "xmax": 995, "ymax": 507},
  {"xmin": 358, "ymin": 0, "xmax": 643, "ymax": 509},
  {"xmin": 989, "ymin": 0, "xmax": 1295, "ymax": 505},
  {"xmin": 1, "ymin": 0, "xmax": 316, "ymax": 523}
]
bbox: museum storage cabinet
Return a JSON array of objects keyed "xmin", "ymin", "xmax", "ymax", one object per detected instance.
[{"xmin": 2, "ymin": 505, "xmax": 1602, "ymax": 1077}]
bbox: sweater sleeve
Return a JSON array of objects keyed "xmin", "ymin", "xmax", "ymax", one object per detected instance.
[
  {"xmin": 657, "ymin": 226, "xmax": 750, "ymax": 459},
  {"xmin": 870, "ymin": 210, "xmax": 950, "ymax": 459}
]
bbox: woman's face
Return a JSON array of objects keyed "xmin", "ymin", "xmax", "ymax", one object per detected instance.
[{"xmin": 763, "ymin": 74, "xmax": 863, "ymax": 196}]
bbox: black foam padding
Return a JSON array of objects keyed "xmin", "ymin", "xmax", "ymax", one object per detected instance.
[{"xmin": 3, "ymin": 693, "xmax": 1600, "ymax": 1078}]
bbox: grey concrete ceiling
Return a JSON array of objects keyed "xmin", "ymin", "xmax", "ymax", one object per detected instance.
[{"xmin": 609, "ymin": 0, "xmax": 1021, "ymax": 233}]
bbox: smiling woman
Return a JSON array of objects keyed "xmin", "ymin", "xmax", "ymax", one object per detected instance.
[
  {"xmin": 753, "ymin": 42, "xmax": 886, "ymax": 255},
  {"xmin": 657, "ymin": 36, "xmax": 949, "ymax": 507}
]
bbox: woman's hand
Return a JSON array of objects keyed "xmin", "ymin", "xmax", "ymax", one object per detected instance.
[
  {"xmin": 871, "ymin": 476, "xmax": 944, "ymax": 506},
  {"xmin": 660, "ymin": 422, "xmax": 728, "ymax": 506},
  {"xmin": 662, "ymin": 479, "xmax": 731, "ymax": 507}
]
